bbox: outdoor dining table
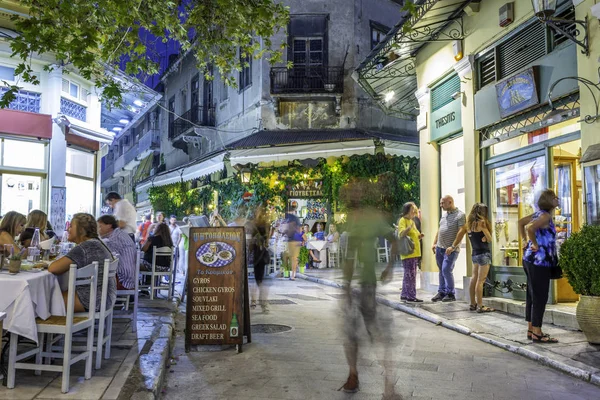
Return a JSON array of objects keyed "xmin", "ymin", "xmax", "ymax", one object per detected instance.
[
  {"xmin": 307, "ymin": 240, "xmax": 328, "ymax": 268},
  {"xmin": 0, "ymin": 269, "xmax": 65, "ymax": 344}
]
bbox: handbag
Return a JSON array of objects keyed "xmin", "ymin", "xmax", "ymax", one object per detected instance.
[
  {"xmin": 549, "ymin": 256, "xmax": 563, "ymax": 280},
  {"xmin": 398, "ymin": 236, "xmax": 415, "ymax": 256}
]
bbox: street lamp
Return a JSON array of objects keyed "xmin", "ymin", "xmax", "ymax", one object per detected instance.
[
  {"xmin": 240, "ymin": 169, "xmax": 251, "ymax": 183},
  {"xmin": 531, "ymin": 0, "xmax": 589, "ymax": 55}
]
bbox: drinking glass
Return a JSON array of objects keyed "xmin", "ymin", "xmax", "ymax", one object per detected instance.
[
  {"xmin": 49, "ymin": 244, "xmax": 58, "ymax": 260},
  {"xmin": 27, "ymin": 247, "xmax": 39, "ymax": 262}
]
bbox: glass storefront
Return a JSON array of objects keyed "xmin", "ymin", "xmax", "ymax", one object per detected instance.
[
  {"xmin": 0, "ymin": 138, "xmax": 47, "ymax": 216},
  {"xmin": 65, "ymin": 148, "xmax": 96, "ymax": 217},
  {"xmin": 485, "ymin": 127, "xmax": 583, "ymax": 302}
]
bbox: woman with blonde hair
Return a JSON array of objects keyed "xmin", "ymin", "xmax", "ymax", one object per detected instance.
[
  {"xmin": 25, "ymin": 209, "xmax": 50, "ymax": 241},
  {"xmin": 0, "ymin": 211, "xmax": 26, "ymax": 248},
  {"xmin": 398, "ymin": 202, "xmax": 423, "ymax": 302},
  {"xmin": 49, "ymin": 213, "xmax": 116, "ymax": 312},
  {"xmin": 451, "ymin": 203, "xmax": 494, "ymax": 313}
]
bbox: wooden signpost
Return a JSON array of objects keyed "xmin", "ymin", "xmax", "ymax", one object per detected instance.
[{"xmin": 185, "ymin": 226, "xmax": 251, "ymax": 353}]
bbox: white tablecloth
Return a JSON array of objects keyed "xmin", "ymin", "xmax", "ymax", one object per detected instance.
[
  {"xmin": 0, "ymin": 270, "xmax": 65, "ymax": 343},
  {"xmin": 307, "ymin": 241, "xmax": 329, "ymax": 268}
]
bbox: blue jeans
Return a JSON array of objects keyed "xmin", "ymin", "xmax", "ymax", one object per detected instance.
[{"xmin": 435, "ymin": 247, "xmax": 459, "ymax": 295}]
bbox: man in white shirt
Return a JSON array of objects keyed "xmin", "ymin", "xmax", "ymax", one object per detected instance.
[
  {"xmin": 104, "ymin": 192, "xmax": 137, "ymax": 241},
  {"xmin": 169, "ymin": 215, "xmax": 183, "ymax": 276}
]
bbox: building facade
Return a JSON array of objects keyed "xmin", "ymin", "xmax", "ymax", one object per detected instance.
[
  {"xmin": 356, "ymin": 0, "xmax": 599, "ymax": 303},
  {"xmin": 100, "ymin": 0, "xmax": 420, "ymax": 221}
]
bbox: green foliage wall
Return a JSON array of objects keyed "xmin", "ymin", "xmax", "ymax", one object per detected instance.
[{"xmin": 147, "ymin": 154, "xmax": 420, "ymax": 221}]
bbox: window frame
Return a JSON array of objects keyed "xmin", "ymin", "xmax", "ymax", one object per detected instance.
[
  {"xmin": 238, "ymin": 46, "xmax": 252, "ymax": 92},
  {"xmin": 370, "ymin": 21, "xmax": 391, "ymax": 50}
]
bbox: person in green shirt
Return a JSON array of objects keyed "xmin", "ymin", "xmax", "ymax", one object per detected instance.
[{"xmin": 338, "ymin": 179, "xmax": 399, "ymax": 398}]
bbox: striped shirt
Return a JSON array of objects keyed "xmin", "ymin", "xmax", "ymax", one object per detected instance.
[
  {"xmin": 102, "ymin": 227, "xmax": 137, "ymax": 289},
  {"xmin": 436, "ymin": 208, "xmax": 466, "ymax": 251}
]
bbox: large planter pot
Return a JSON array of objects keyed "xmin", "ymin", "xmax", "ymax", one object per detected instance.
[
  {"xmin": 299, "ymin": 265, "xmax": 305, "ymax": 274},
  {"xmin": 283, "ymin": 270, "xmax": 290, "ymax": 278},
  {"xmin": 576, "ymin": 295, "xmax": 600, "ymax": 344}
]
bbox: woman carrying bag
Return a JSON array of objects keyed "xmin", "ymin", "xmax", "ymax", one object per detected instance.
[
  {"xmin": 398, "ymin": 202, "xmax": 424, "ymax": 302},
  {"xmin": 518, "ymin": 189, "xmax": 560, "ymax": 344}
]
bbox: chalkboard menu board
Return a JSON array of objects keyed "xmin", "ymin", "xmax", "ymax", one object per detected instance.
[{"xmin": 185, "ymin": 227, "xmax": 248, "ymax": 349}]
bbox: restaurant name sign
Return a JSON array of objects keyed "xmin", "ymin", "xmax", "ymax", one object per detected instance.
[
  {"xmin": 495, "ymin": 67, "xmax": 539, "ymax": 119},
  {"xmin": 185, "ymin": 227, "xmax": 247, "ymax": 349},
  {"xmin": 287, "ymin": 180, "xmax": 323, "ymax": 198}
]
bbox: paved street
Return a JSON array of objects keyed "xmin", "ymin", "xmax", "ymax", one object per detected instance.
[{"xmin": 162, "ymin": 278, "xmax": 600, "ymax": 400}]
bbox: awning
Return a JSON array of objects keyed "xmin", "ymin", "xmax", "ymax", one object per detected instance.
[
  {"xmin": 382, "ymin": 141, "xmax": 420, "ymax": 158},
  {"xmin": 133, "ymin": 153, "xmax": 154, "ymax": 183},
  {"xmin": 137, "ymin": 152, "xmax": 226, "ymax": 192},
  {"xmin": 0, "ymin": 109, "xmax": 52, "ymax": 139},
  {"xmin": 228, "ymin": 140, "xmax": 376, "ymax": 166},
  {"xmin": 354, "ymin": 0, "xmax": 472, "ymax": 119},
  {"xmin": 54, "ymin": 115, "xmax": 114, "ymax": 144}
]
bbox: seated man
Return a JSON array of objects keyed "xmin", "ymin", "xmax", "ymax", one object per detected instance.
[{"xmin": 97, "ymin": 215, "xmax": 137, "ymax": 290}]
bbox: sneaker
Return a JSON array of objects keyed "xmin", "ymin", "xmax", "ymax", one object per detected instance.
[
  {"xmin": 400, "ymin": 296, "xmax": 408, "ymax": 300},
  {"xmin": 431, "ymin": 293, "xmax": 445, "ymax": 302},
  {"xmin": 406, "ymin": 298, "xmax": 424, "ymax": 303},
  {"xmin": 442, "ymin": 294, "xmax": 456, "ymax": 302},
  {"xmin": 340, "ymin": 374, "xmax": 359, "ymax": 393}
]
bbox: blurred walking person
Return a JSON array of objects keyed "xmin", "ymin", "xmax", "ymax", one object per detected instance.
[
  {"xmin": 451, "ymin": 203, "xmax": 495, "ymax": 312},
  {"xmin": 247, "ymin": 204, "xmax": 271, "ymax": 312},
  {"xmin": 398, "ymin": 202, "xmax": 423, "ymax": 302},
  {"xmin": 519, "ymin": 189, "xmax": 560, "ymax": 343},
  {"xmin": 338, "ymin": 178, "xmax": 399, "ymax": 398}
]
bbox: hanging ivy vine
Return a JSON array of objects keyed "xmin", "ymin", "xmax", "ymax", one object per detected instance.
[{"xmin": 146, "ymin": 154, "xmax": 420, "ymax": 221}]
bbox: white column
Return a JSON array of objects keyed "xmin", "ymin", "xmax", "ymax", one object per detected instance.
[{"xmin": 47, "ymin": 67, "xmax": 67, "ymax": 222}]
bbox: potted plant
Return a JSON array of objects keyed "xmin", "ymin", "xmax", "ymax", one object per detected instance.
[
  {"xmin": 281, "ymin": 259, "xmax": 290, "ymax": 278},
  {"xmin": 298, "ymin": 247, "xmax": 309, "ymax": 274},
  {"xmin": 559, "ymin": 224, "xmax": 600, "ymax": 344},
  {"xmin": 8, "ymin": 255, "xmax": 21, "ymax": 274}
]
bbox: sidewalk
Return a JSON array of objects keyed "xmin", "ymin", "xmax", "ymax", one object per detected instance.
[
  {"xmin": 0, "ymin": 277, "xmax": 184, "ymax": 400},
  {"xmin": 301, "ymin": 267, "xmax": 600, "ymax": 388}
]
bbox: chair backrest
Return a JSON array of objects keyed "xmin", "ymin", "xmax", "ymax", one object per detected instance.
[
  {"xmin": 99, "ymin": 258, "xmax": 119, "ymax": 313},
  {"xmin": 66, "ymin": 262, "xmax": 98, "ymax": 333},
  {"xmin": 152, "ymin": 246, "xmax": 173, "ymax": 271},
  {"xmin": 134, "ymin": 250, "xmax": 141, "ymax": 292}
]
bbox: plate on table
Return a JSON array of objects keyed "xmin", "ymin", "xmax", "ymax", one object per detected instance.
[{"xmin": 196, "ymin": 242, "xmax": 236, "ymax": 267}]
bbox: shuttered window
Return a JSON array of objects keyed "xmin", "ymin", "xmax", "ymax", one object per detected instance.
[
  {"xmin": 431, "ymin": 74, "xmax": 460, "ymax": 112},
  {"xmin": 475, "ymin": 5, "xmax": 575, "ymax": 90}
]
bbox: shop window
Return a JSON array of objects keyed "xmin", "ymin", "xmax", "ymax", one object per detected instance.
[
  {"xmin": 431, "ymin": 74, "xmax": 460, "ymax": 112},
  {"xmin": 66, "ymin": 148, "xmax": 94, "ymax": 179},
  {"xmin": 0, "ymin": 174, "xmax": 42, "ymax": 217},
  {"xmin": 65, "ymin": 147, "xmax": 96, "ymax": 217},
  {"xmin": 584, "ymin": 164, "xmax": 600, "ymax": 225},
  {"xmin": 191, "ymin": 74, "xmax": 200, "ymax": 108},
  {"xmin": 489, "ymin": 155, "xmax": 547, "ymax": 267},
  {"xmin": 3, "ymin": 140, "xmax": 45, "ymax": 170}
]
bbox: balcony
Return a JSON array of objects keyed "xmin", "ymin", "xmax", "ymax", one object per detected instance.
[
  {"xmin": 123, "ymin": 143, "xmax": 140, "ymax": 171},
  {"xmin": 138, "ymin": 128, "xmax": 161, "ymax": 158},
  {"xmin": 101, "ymin": 161, "xmax": 115, "ymax": 183},
  {"xmin": 270, "ymin": 66, "xmax": 344, "ymax": 95},
  {"xmin": 169, "ymin": 105, "xmax": 216, "ymax": 140}
]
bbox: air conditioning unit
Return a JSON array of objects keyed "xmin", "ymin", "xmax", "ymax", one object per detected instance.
[{"xmin": 499, "ymin": 2, "xmax": 514, "ymax": 27}]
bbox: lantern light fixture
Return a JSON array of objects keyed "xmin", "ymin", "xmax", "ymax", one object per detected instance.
[{"xmin": 530, "ymin": 0, "xmax": 589, "ymax": 55}]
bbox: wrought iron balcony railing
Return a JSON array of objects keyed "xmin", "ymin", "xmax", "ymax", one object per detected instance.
[
  {"xmin": 270, "ymin": 66, "xmax": 344, "ymax": 94},
  {"xmin": 169, "ymin": 105, "xmax": 216, "ymax": 139}
]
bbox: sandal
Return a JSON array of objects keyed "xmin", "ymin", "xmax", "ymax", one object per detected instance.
[
  {"xmin": 531, "ymin": 332, "xmax": 559, "ymax": 343},
  {"xmin": 250, "ymin": 300, "xmax": 257, "ymax": 309},
  {"xmin": 527, "ymin": 330, "xmax": 533, "ymax": 340},
  {"xmin": 469, "ymin": 304, "xmax": 477, "ymax": 311},
  {"xmin": 476, "ymin": 305, "xmax": 495, "ymax": 313}
]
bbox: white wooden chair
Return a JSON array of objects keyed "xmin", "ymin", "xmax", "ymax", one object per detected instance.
[
  {"xmin": 377, "ymin": 238, "xmax": 390, "ymax": 263},
  {"xmin": 71, "ymin": 258, "xmax": 118, "ymax": 370},
  {"xmin": 140, "ymin": 246, "xmax": 173, "ymax": 300},
  {"xmin": 7, "ymin": 262, "xmax": 98, "ymax": 393},
  {"xmin": 113, "ymin": 250, "xmax": 140, "ymax": 332},
  {"xmin": 328, "ymin": 242, "xmax": 339, "ymax": 268}
]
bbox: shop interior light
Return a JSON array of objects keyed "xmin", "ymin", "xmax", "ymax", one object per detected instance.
[
  {"xmin": 119, "ymin": 118, "xmax": 130, "ymax": 124},
  {"xmin": 112, "ymin": 127, "xmax": 123, "ymax": 132},
  {"xmin": 133, "ymin": 99, "xmax": 145, "ymax": 107}
]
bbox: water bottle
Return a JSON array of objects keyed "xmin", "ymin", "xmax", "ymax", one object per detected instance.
[{"xmin": 30, "ymin": 228, "xmax": 41, "ymax": 262}]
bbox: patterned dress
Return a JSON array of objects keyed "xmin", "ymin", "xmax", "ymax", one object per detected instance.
[{"xmin": 523, "ymin": 210, "xmax": 557, "ymax": 267}]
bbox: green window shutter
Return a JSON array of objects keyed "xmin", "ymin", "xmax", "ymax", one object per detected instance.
[{"xmin": 431, "ymin": 74, "xmax": 460, "ymax": 112}]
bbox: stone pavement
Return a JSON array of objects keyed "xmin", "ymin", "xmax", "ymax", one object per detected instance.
[
  {"xmin": 0, "ymin": 279, "xmax": 182, "ymax": 400},
  {"xmin": 160, "ymin": 277, "xmax": 600, "ymax": 400},
  {"xmin": 301, "ymin": 267, "xmax": 600, "ymax": 388}
]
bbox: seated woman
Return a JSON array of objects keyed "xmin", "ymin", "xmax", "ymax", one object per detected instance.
[
  {"xmin": 25, "ymin": 209, "xmax": 51, "ymax": 241},
  {"xmin": 48, "ymin": 213, "xmax": 116, "ymax": 312},
  {"xmin": 98, "ymin": 215, "xmax": 137, "ymax": 290},
  {"xmin": 141, "ymin": 222, "xmax": 174, "ymax": 272},
  {"xmin": 0, "ymin": 211, "xmax": 26, "ymax": 250},
  {"xmin": 326, "ymin": 223, "xmax": 340, "ymax": 252},
  {"xmin": 302, "ymin": 224, "xmax": 320, "ymax": 265},
  {"xmin": 314, "ymin": 222, "xmax": 326, "ymax": 241}
]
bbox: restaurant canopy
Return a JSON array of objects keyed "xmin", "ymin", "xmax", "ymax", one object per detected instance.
[{"xmin": 354, "ymin": 0, "xmax": 473, "ymax": 119}]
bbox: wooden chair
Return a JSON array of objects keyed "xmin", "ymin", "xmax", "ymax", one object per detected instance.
[
  {"xmin": 113, "ymin": 250, "xmax": 140, "ymax": 332},
  {"xmin": 328, "ymin": 242, "xmax": 339, "ymax": 269},
  {"xmin": 7, "ymin": 262, "xmax": 98, "ymax": 393},
  {"xmin": 140, "ymin": 246, "xmax": 173, "ymax": 300},
  {"xmin": 71, "ymin": 258, "xmax": 118, "ymax": 370}
]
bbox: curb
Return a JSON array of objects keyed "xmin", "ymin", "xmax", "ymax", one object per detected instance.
[{"xmin": 298, "ymin": 273, "xmax": 600, "ymax": 388}]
